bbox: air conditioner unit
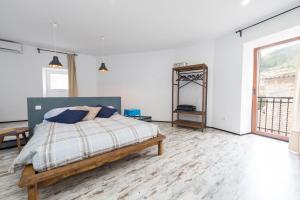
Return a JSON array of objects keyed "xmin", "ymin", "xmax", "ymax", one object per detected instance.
[{"xmin": 0, "ymin": 39, "xmax": 23, "ymax": 54}]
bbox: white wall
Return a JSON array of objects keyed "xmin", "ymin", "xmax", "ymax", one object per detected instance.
[
  {"xmin": 213, "ymin": 9, "xmax": 300, "ymax": 134},
  {"xmin": 76, "ymin": 54, "xmax": 98, "ymax": 97},
  {"xmin": 98, "ymin": 41, "xmax": 215, "ymax": 125},
  {"xmin": 174, "ymin": 41, "xmax": 215, "ymax": 125},
  {"xmin": 0, "ymin": 45, "xmax": 97, "ymax": 121},
  {"xmin": 98, "ymin": 49, "xmax": 175, "ymax": 121}
]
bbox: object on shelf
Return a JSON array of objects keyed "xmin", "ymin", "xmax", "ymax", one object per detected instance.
[
  {"xmin": 124, "ymin": 108, "xmax": 141, "ymax": 117},
  {"xmin": 176, "ymin": 105, "xmax": 196, "ymax": 111},
  {"xmin": 173, "ymin": 62, "xmax": 188, "ymax": 68},
  {"xmin": 128, "ymin": 116, "xmax": 152, "ymax": 122},
  {"xmin": 178, "ymin": 72, "xmax": 204, "ymax": 81}
]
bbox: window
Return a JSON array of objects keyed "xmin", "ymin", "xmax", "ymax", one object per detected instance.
[{"xmin": 43, "ymin": 68, "xmax": 69, "ymax": 97}]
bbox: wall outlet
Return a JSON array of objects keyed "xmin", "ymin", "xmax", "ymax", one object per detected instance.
[
  {"xmin": 221, "ymin": 116, "xmax": 226, "ymax": 121},
  {"xmin": 35, "ymin": 105, "xmax": 42, "ymax": 110}
]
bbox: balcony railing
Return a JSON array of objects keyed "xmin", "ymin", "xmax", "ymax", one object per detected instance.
[{"xmin": 257, "ymin": 97, "xmax": 293, "ymax": 137}]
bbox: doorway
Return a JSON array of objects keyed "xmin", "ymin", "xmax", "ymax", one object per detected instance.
[{"xmin": 252, "ymin": 36, "xmax": 300, "ymax": 141}]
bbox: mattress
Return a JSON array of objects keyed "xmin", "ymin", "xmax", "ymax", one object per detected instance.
[{"xmin": 10, "ymin": 114, "xmax": 159, "ymax": 172}]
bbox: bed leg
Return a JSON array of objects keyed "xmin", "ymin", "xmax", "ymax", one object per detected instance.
[
  {"xmin": 158, "ymin": 141, "xmax": 163, "ymax": 156},
  {"xmin": 28, "ymin": 184, "xmax": 39, "ymax": 200}
]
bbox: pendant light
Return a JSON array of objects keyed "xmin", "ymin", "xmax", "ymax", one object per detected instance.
[
  {"xmin": 49, "ymin": 23, "xmax": 63, "ymax": 68},
  {"xmin": 98, "ymin": 36, "xmax": 108, "ymax": 72}
]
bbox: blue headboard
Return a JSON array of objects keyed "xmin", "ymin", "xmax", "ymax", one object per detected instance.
[{"xmin": 27, "ymin": 97, "xmax": 121, "ymax": 135}]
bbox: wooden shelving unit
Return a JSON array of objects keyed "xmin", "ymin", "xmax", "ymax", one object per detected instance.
[
  {"xmin": 173, "ymin": 110, "xmax": 205, "ymax": 115},
  {"xmin": 171, "ymin": 64, "xmax": 208, "ymax": 131},
  {"xmin": 173, "ymin": 120, "xmax": 204, "ymax": 129}
]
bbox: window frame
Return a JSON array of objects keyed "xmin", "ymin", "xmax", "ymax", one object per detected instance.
[{"xmin": 42, "ymin": 68, "xmax": 69, "ymax": 97}]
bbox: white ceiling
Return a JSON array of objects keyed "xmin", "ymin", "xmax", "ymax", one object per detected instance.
[{"xmin": 0, "ymin": 0, "xmax": 298, "ymax": 55}]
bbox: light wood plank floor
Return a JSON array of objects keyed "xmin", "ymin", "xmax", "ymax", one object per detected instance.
[{"xmin": 0, "ymin": 123, "xmax": 300, "ymax": 200}]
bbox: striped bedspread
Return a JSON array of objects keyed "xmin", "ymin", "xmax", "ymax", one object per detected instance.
[{"xmin": 10, "ymin": 114, "xmax": 159, "ymax": 172}]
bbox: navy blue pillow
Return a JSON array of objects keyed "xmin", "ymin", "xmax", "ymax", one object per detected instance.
[
  {"xmin": 96, "ymin": 106, "xmax": 117, "ymax": 118},
  {"xmin": 46, "ymin": 109, "xmax": 89, "ymax": 124}
]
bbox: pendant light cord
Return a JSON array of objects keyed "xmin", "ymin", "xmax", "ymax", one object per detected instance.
[
  {"xmin": 52, "ymin": 23, "xmax": 57, "ymax": 55},
  {"xmin": 101, "ymin": 36, "xmax": 105, "ymax": 63}
]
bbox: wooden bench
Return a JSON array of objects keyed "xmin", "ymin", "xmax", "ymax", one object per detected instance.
[
  {"xmin": 0, "ymin": 127, "xmax": 29, "ymax": 152},
  {"xmin": 19, "ymin": 133, "xmax": 166, "ymax": 200}
]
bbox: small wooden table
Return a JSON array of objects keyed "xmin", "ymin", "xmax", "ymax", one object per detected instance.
[{"xmin": 0, "ymin": 127, "xmax": 29, "ymax": 152}]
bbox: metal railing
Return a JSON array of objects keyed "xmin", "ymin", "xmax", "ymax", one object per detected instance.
[{"xmin": 257, "ymin": 97, "xmax": 293, "ymax": 137}]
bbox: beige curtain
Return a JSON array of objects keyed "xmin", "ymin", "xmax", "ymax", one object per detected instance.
[
  {"xmin": 67, "ymin": 54, "xmax": 78, "ymax": 97},
  {"xmin": 289, "ymin": 58, "xmax": 300, "ymax": 154}
]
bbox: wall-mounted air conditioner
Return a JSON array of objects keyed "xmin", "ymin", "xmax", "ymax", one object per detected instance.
[{"xmin": 0, "ymin": 39, "xmax": 23, "ymax": 54}]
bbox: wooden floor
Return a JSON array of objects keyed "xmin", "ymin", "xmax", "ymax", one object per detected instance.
[{"xmin": 1, "ymin": 122, "xmax": 300, "ymax": 200}]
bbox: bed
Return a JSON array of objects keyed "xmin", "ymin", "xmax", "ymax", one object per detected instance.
[{"xmin": 11, "ymin": 97, "xmax": 165, "ymax": 200}]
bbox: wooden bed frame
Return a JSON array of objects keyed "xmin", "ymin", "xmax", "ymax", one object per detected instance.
[{"xmin": 18, "ymin": 133, "xmax": 166, "ymax": 200}]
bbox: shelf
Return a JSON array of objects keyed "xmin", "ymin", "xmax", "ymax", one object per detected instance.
[
  {"xmin": 173, "ymin": 120, "xmax": 204, "ymax": 129},
  {"xmin": 173, "ymin": 64, "xmax": 208, "ymax": 72},
  {"xmin": 173, "ymin": 110, "xmax": 205, "ymax": 115},
  {"xmin": 172, "ymin": 63, "xmax": 208, "ymax": 132}
]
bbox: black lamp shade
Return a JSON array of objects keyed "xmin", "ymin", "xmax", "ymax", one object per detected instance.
[
  {"xmin": 49, "ymin": 56, "xmax": 63, "ymax": 68},
  {"xmin": 98, "ymin": 62, "xmax": 108, "ymax": 72}
]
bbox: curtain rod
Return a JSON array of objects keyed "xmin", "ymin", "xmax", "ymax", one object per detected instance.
[
  {"xmin": 0, "ymin": 38, "xmax": 22, "ymax": 44},
  {"xmin": 37, "ymin": 48, "xmax": 78, "ymax": 56},
  {"xmin": 236, "ymin": 5, "xmax": 300, "ymax": 37}
]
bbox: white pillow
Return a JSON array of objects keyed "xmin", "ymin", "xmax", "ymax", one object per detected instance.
[{"xmin": 44, "ymin": 107, "xmax": 76, "ymax": 119}]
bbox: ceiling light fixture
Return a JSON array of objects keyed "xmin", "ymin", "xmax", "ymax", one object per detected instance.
[
  {"xmin": 49, "ymin": 23, "xmax": 63, "ymax": 68},
  {"xmin": 241, "ymin": 0, "xmax": 251, "ymax": 6},
  {"xmin": 98, "ymin": 36, "xmax": 108, "ymax": 72}
]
